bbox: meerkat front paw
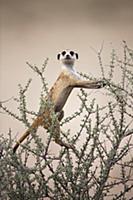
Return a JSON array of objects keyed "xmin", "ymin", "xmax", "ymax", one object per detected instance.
[{"xmin": 97, "ymin": 80, "xmax": 106, "ymax": 88}]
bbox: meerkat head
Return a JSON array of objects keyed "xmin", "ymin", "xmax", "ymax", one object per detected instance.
[{"xmin": 57, "ymin": 50, "xmax": 78, "ymax": 66}]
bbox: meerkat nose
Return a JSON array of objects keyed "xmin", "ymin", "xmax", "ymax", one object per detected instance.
[{"xmin": 66, "ymin": 55, "xmax": 71, "ymax": 60}]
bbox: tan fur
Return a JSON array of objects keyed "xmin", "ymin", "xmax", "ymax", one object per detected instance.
[{"xmin": 13, "ymin": 54, "xmax": 105, "ymax": 153}]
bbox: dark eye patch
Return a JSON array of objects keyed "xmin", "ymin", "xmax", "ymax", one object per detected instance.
[
  {"xmin": 62, "ymin": 51, "xmax": 66, "ymax": 56},
  {"xmin": 70, "ymin": 51, "xmax": 74, "ymax": 56}
]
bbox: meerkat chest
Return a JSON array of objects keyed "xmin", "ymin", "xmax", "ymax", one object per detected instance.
[
  {"xmin": 49, "ymin": 74, "xmax": 73, "ymax": 111},
  {"xmin": 49, "ymin": 67, "xmax": 81, "ymax": 112},
  {"xmin": 64, "ymin": 66, "xmax": 81, "ymax": 80},
  {"xmin": 54, "ymin": 86, "xmax": 73, "ymax": 112}
]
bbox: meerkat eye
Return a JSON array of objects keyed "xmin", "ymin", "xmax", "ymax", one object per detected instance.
[
  {"xmin": 75, "ymin": 53, "xmax": 79, "ymax": 59},
  {"xmin": 70, "ymin": 51, "xmax": 74, "ymax": 56},
  {"xmin": 62, "ymin": 51, "xmax": 66, "ymax": 56}
]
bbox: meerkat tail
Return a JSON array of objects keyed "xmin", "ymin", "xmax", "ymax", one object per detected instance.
[
  {"xmin": 13, "ymin": 129, "xmax": 31, "ymax": 153},
  {"xmin": 13, "ymin": 118, "xmax": 40, "ymax": 153}
]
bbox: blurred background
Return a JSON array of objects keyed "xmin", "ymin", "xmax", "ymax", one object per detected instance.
[{"xmin": 0, "ymin": 0, "xmax": 133, "ymax": 140}]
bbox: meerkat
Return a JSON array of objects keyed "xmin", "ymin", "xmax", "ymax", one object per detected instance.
[{"xmin": 13, "ymin": 50, "xmax": 105, "ymax": 153}]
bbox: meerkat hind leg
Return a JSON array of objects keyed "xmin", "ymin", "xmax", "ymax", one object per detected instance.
[{"xmin": 50, "ymin": 117, "xmax": 74, "ymax": 150}]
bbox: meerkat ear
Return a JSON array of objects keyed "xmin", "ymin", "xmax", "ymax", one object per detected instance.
[
  {"xmin": 57, "ymin": 53, "xmax": 60, "ymax": 60},
  {"xmin": 75, "ymin": 53, "xmax": 79, "ymax": 59}
]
